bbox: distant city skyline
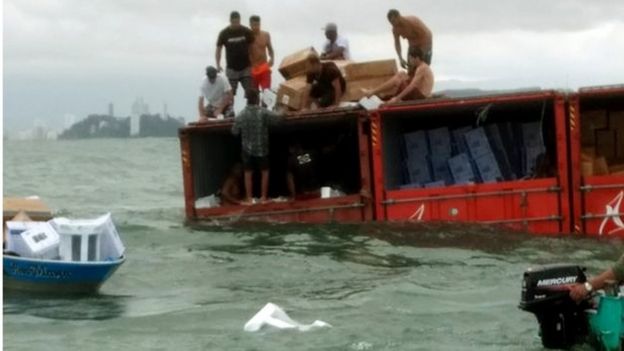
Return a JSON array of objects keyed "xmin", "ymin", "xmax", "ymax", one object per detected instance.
[{"xmin": 4, "ymin": 1, "xmax": 624, "ymax": 133}]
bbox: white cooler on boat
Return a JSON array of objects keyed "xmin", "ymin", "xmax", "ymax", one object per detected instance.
[
  {"xmin": 8, "ymin": 222, "xmax": 60, "ymax": 259},
  {"xmin": 51, "ymin": 213, "xmax": 125, "ymax": 262},
  {"xmin": 5, "ymin": 221, "xmax": 41, "ymax": 253}
]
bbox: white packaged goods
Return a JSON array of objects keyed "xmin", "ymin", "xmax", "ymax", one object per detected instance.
[
  {"xmin": 51, "ymin": 213, "xmax": 125, "ymax": 262},
  {"xmin": 17, "ymin": 222, "xmax": 60, "ymax": 259},
  {"xmin": 195, "ymin": 194, "xmax": 220, "ymax": 209},
  {"xmin": 244, "ymin": 302, "xmax": 331, "ymax": 332},
  {"xmin": 5, "ymin": 221, "xmax": 42, "ymax": 253}
]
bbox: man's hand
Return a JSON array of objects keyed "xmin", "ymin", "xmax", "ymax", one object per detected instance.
[
  {"xmin": 399, "ymin": 58, "xmax": 408, "ymax": 69},
  {"xmin": 387, "ymin": 97, "xmax": 401, "ymax": 104},
  {"xmin": 569, "ymin": 283, "xmax": 590, "ymax": 303}
]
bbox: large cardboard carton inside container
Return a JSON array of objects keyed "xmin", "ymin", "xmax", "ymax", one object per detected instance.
[
  {"xmin": 595, "ymin": 129, "xmax": 616, "ymax": 161},
  {"xmin": 581, "ymin": 109, "xmax": 608, "ymax": 146},
  {"xmin": 278, "ymin": 47, "xmax": 317, "ymax": 79},
  {"xmin": 344, "ymin": 59, "xmax": 397, "ymax": 80},
  {"xmin": 276, "ymin": 76, "xmax": 310, "ymax": 110},
  {"xmin": 331, "ymin": 60, "xmax": 353, "ymax": 78},
  {"xmin": 341, "ymin": 76, "xmax": 396, "ymax": 102}
]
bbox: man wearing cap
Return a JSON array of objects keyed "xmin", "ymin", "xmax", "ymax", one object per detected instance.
[
  {"xmin": 320, "ymin": 23, "xmax": 351, "ymax": 61},
  {"xmin": 198, "ymin": 66, "xmax": 233, "ymax": 122},
  {"xmin": 387, "ymin": 9, "xmax": 432, "ymax": 69},
  {"xmin": 249, "ymin": 15, "xmax": 275, "ymax": 92},
  {"xmin": 216, "ymin": 11, "xmax": 255, "ymax": 96}
]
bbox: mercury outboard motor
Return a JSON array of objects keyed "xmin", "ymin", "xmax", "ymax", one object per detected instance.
[{"xmin": 519, "ymin": 264, "xmax": 590, "ymax": 349}]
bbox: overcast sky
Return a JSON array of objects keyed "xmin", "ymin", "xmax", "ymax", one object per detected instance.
[{"xmin": 3, "ymin": 0, "xmax": 624, "ymax": 132}]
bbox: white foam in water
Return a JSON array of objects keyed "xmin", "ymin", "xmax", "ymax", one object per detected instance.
[{"xmin": 243, "ymin": 302, "xmax": 332, "ymax": 332}]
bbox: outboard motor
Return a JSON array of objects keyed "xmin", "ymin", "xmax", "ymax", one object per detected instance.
[{"xmin": 519, "ymin": 264, "xmax": 590, "ymax": 349}]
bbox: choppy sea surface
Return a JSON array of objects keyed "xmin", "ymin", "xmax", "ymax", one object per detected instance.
[{"xmin": 3, "ymin": 138, "xmax": 622, "ymax": 350}]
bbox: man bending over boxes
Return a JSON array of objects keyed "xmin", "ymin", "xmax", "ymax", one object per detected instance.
[
  {"xmin": 198, "ymin": 66, "xmax": 234, "ymax": 121},
  {"xmin": 387, "ymin": 9, "xmax": 433, "ymax": 68},
  {"xmin": 303, "ymin": 55, "xmax": 347, "ymax": 109},
  {"xmin": 365, "ymin": 46, "xmax": 434, "ymax": 103}
]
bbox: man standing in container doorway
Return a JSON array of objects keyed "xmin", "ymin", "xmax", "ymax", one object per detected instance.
[
  {"xmin": 387, "ymin": 9, "xmax": 433, "ymax": 68},
  {"xmin": 231, "ymin": 89, "xmax": 283, "ymax": 205},
  {"xmin": 249, "ymin": 15, "xmax": 275, "ymax": 94},
  {"xmin": 216, "ymin": 11, "xmax": 255, "ymax": 98},
  {"xmin": 320, "ymin": 23, "xmax": 351, "ymax": 60}
]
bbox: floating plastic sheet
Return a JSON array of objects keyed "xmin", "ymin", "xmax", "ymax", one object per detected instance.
[{"xmin": 244, "ymin": 303, "xmax": 331, "ymax": 332}]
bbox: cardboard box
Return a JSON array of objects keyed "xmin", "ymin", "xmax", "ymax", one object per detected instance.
[
  {"xmin": 341, "ymin": 76, "xmax": 396, "ymax": 102},
  {"xmin": 581, "ymin": 160, "xmax": 593, "ymax": 177},
  {"xmin": 451, "ymin": 126, "xmax": 472, "ymax": 155},
  {"xmin": 486, "ymin": 124, "xmax": 516, "ymax": 180},
  {"xmin": 595, "ymin": 129, "xmax": 616, "ymax": 161},
  {"xmin": 524, "ymin": 145, "xmax": 546, "ymax": 177},
  {"xmin": 594, "ymin": 156, "xmax": 609, "ymax": 175},
  {"xmin": 403, "ymin": 130, "xmax": 429, "ymax": 159},
  {"xmin": 464, "ymin": 127, "xmax": 493, "ymax": 159},
  {"xmin": 609, "ymin": 163, "xmax": 624, "ymax": 174},
  {"xmin": 405, "ymin": 155, "xmax": 432, "ymax": 184},
  {"xmin": 448, "ymin": 153, "xmax": 477, "ymax": 184},
  {"xmin": 330, "ymin": 60, "xmax": 353, "ymax": 78},
  {"xmin": 474, "ymin": 151, "xmax": 503, "ymax": 183},
  {"xmin": 344, "ymin": 59, "xmax": 397, "ymax": 81},
  {"xmin": 425, "ymin": 180, "xmax": 446, "ymax": 188},
  {"xmin": 278, "ymin": 47, "xmax": 318, "ymax": 79},
  {"xmin": 429, "ymin": 155, "xmax": 453, "ymax": 185},
  {"xmin": 522, "ymin": 122, "xmax": 544, "ymax": 149},
  {"xmin": 276, "ymin": 76, "xmax": 310, "ymax": 111},
  {"xmin": 427, "ymin": 127, "xmax": 452, "ymax": 158}
]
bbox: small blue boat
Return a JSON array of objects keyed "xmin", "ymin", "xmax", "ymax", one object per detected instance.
[{"xmin": 3, "ymin": 254, "xmax": 125, "ymax": 294}]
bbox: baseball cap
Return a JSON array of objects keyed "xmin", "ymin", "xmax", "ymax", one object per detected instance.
[
  {"xmin": 322, "ymin": 22, "xmax": 337, "ymax": 32},
  {"xmin": 206, "ymin": 66, "xmax": 218, "ymax": 78}
]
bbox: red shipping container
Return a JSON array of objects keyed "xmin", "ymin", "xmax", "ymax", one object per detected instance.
[
  {"xmin": 568, "ymin": 85, "xmax": 624, "ymax": 237},
  {"xmin": 370, "ymin": 91, "xmax": 571, "ymax": 234}
]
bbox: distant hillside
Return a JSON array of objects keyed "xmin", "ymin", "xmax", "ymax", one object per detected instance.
[{"xmin": 59, "ymin": 114, "xmax": 184, "ymax": 139}]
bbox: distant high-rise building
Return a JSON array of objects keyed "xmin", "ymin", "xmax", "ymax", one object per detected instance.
[
  {"xmin": 108, "ymin": 103, "xmax": 114, "ymax": 117},
  {"xmin": 130, "ymin": 97, "xmax": 149, "ymax": 136},
  {"xmin": 163, "ymin": 103, "xmax": 168, "ymax": 118}
]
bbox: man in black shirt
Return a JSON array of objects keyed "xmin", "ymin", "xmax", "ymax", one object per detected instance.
[
  {"xmin": 216, "ymin": 11, "xmax": 254, "ymax": 97},
  {"xmin": 287, "ymin": 143, "xmax": 320, "ymax": 198},
  {"xmin": 303, "ymin": 55, "xmax": 346, "ymax": 109}
]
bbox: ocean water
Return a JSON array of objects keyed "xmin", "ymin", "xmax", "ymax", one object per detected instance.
[{"xmin": 3, "ymin": 138, "xmax": 622, "ymax": 351}]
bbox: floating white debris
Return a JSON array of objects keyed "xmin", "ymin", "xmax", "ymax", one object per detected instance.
[{"xmin": 243, "ymin": 302, "xmax": 331, "ymax": 332}]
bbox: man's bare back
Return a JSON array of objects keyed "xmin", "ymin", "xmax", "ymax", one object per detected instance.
[
  {"xmin": 393, "ymin": 15, "xmax": 432, "ymax": 51},
  {"xmin": 410, "ymin": 63, "xmax": 434, "ymax": 98}
]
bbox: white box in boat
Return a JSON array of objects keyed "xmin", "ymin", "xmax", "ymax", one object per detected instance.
[
  {"xmin": 5, "ymin": 221, "xmax": 44, "ymax": 254},
  {"xmin": 51, "ymin": 213, "xmax": 125, "ymax": 262},
  {"xmin": 16, "ymin": 222, "xmax": 60, "ymax": 260}
]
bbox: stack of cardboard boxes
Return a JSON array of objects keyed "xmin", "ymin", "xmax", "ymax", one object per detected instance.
[
  {"xmin": 276, "ymin": 47, "xmax": 398, "ymax": 111},
  {"xmin": 399, "ymin": 122, "xmax": 547, "ymax": 189},
  {"xmin": 581, "ymin": 109, "xmax": 624, "ymax": 177}
]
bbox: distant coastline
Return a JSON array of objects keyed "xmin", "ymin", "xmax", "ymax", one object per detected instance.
[{"xmin": 59, "ymin": 114, "xmax": 185, "ymax": 140}]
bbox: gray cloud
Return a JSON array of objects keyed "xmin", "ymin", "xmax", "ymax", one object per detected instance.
[{"xmin": 4, "ymin": 0, "xmax": 624, "ymax": 132}]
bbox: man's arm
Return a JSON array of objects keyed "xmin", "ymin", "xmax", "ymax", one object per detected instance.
[
  {"xmin": 216, "ymin": 45, "xmax": 224, "ymax": 72},
  {"xmin": 331, "ymin": 78, "xmax": 343, "ymax": 107},
  {"xmin": 391, "ymin": 69, "xmax": 425, "ymax": 102},
  {"xmin": 267, "ymin": 33, "xmax": 275, "ymax": 67},
  {"xmin": 215, "ymin": 90, "xmax": 233, "ymax": 115},
  {"xmin": 198, "ymin": 97, "xmax": 207, "ymax": 119},
  {"xmin": 221, "ymin": 178, "xmax": 241, "ymax": 205},
  {"xmin": 393, "ymin": 30, "xmax": 407, "ymax": 69},
  {"xmin": 570, "ymin": 268, "xmax": 616, "ymax": 302},
  {"xmin": 323, "ymin": 46, "xmax": 346, "ymax": 60}
]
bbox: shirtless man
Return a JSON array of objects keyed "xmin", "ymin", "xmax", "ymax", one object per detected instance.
[
  {"xmin": 387, "ymin": 9, "xmax": 433, "ymax": 68},
  {"xmin": 249, "ymin": 15, "xmax": 275, "ymax": 92},
  {"xmin": 365, "ymin": 46, "xmax": 433, "ymax": 104}
]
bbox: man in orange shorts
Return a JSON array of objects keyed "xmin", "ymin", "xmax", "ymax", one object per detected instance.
[{"xmin": 249, "ymin": 15, "xmax": 275, "ymax": 92}]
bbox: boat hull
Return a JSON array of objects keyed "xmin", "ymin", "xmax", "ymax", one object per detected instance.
[{"xmin": 3, "ymin": 255, "xmax": 125, "ymax": 294}]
